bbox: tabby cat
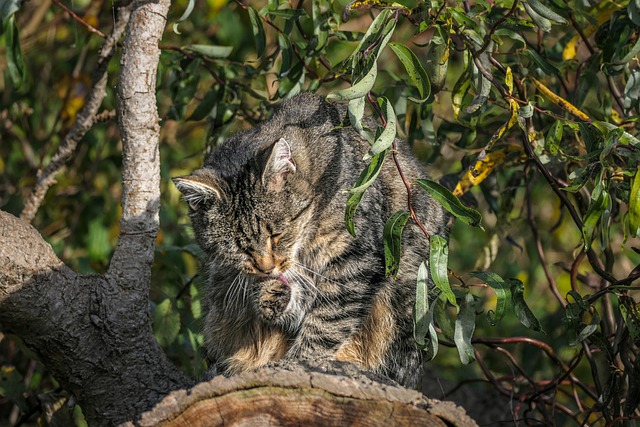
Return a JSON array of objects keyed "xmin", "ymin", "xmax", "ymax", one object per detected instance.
[{"xmin": 173, "ymin": 93, "xmax": 448, "ymax": 388}]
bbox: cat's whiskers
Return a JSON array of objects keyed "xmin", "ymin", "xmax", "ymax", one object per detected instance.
[{"xmin": 290, "ymin": 260, "xmax": 345, "ymax": 288}]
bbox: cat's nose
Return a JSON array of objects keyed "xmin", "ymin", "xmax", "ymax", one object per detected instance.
[{"xmin": 254, "ymin": 257, "xmax": 276, "ymax": 275}]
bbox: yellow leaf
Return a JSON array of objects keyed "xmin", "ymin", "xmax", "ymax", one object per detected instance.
[
  {"xmin": 453, "ymin": 145, "xmax": 522, "ymax": 196},
  {"xmin": 505, "ymin": 66, "xmax": 513, "ymax": 95},
  {"xmin": 532, "ymin": 78, "xmax": 590, "ymax": 121},
  {"xmin": 562, "ymin": 34, "xmax": 580, "ymax": 60}
]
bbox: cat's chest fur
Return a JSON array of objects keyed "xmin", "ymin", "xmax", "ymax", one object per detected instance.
[{"xmin": 174, "ymin": 93, "xmax": 448, "ymax": 388}]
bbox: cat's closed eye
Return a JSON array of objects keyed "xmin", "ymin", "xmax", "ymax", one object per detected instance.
[{"xmin": 270, "ymin": 233, "xmax": 283, "ymax": 246}]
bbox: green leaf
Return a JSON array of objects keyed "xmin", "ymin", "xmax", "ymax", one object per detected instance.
[
  {"xmin": 435, "ymin": 296, "xmax": 455, "ymax": 340},
  {"xmin": 0, "ymin": 0, "xmax": 21, "ymax": 21},
  {"xmin": 348, "ymin": 150, "xmax": 387, "ymax": 195},
  {"xmin": 416, "ymin": 179, "xmax": 483, "ymax": 227},
  {"xmin": 430, "ymin": 235, "xmax": 458, "ymax": 310},
  {"xmin": 327, "ymin": 66, "xmax": 378, "ymax": 102},
  {"xmin": 509, "ymin": 278, "xmax": 545, "ymax": 333},
  {"xmin": 546, "ymin": 120, "xmax": 563, "ymax": 155},
  {"xmin": 454, "ymin": 291, "xmax": 476, "ymax": 364},
  {"xmin": 4, "ymin": 15, "xmax": 26, "ymax": 88},
  {"xmin": 388, "ymin": 42, "xmax": 431, "ymax": 103},
  {"xmin": 365, "ymin": 97, "xmax": 396, "ymax": 159},
  {"xmin": 247, "ymin": 6, "xmax": 266, "ymax": 58},
  {"xmin": 630, "ymin": 165, "xmax": 640, "ymax": 238},
  {"xmin": 345, "ymin": 150, "xmax": 387, "ymax": 236},
  {"xmin": 523, "ymin": 1, "xmax": 552, "ymax": 32},
  {"xmin": 414, "ymin": 261, "xmax": 438, "ymax": 359},
  {"xmin": 466, "ymin": 52, "xmax": 492, "ymax": 114},
  {"xmin": 172, "ymin": 0, "xmax": 195, "ymax": 34},
  {"xmin": 86, "ymin": 218, "xmax": 111, "ymax": 261},
  {"xmin": 345, "ymin": 191, "xmax": 364, "ymax": 237},
  {"xmin": 0, "ymin": 366, "xmax": 28, "ymax": 412},
  {"xmin": 153, "ymin": 299, "xmax": 181, "ymax": 347},
  {"xmin": 526, "ymin": 0, "xmax": 567, "ymax": 24},
  {"xmin": 522, "ymin": 49, "xmax": 559, "ymax": 75},
  {"xmin": 383, "ymin": 210, "xmax": 411, "ymax": 278},
  {"xmin": 471, "ymin": 271, "xmax": 511, "ymax": 326},
  {"xmin": 348, "ymin": 96, "xmax": 373, "ymax": 143},
  {"xmin": 623, "ymin": 69, "xmax": 640, "ymax": 115},
  {"xmin": 328, "ymin": 9, "xmax": 396, "ymax": 102},
  {"xmin": 582, "ymin": 169, "xmax": 609, "ymax": 250},
  {"xmin": 277, "ymin": 33, "xmax": 293, "ymax": 77},
  {"xmin": 185, "ymin": 44, "xmax": 233, "ymax": 58},
  {"xmin": 629, "ymin": 0, "xmax": 640, "ymax": 27}
]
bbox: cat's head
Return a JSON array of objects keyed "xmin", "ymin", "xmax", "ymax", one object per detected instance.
[{"xmin": 173, "ymin": 138, "xmax": 314, "ymax": 281}]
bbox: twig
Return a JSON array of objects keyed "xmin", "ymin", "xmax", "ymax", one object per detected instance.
[
  {"xmin": 476, "ymin": 0, "xmax": 519, "ymax": 56},
  {"xmin": 51, "ymin": 0, "xmax": 106, "ymax": 38},
  {"xmin": 367, "ymin": 93, "xmax": 431, "ymax": 241},
  {"xmin": 20, "ymin": 3, "xmax": 131, "ymax": 222}
]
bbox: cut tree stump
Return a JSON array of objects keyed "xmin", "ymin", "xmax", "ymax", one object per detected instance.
[{"xmin": 129, "ymin": 363, "xmax": 478, "ymax": 427}]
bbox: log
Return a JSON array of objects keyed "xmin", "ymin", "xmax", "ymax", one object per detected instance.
[{"xmin": 131, "ymin": 364, "xmax": 478, "ymax": 427}]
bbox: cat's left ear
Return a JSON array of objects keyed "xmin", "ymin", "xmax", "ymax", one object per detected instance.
[{"xmin": 262, "ymin": 138, "xmax": 296, "ymax": 191}]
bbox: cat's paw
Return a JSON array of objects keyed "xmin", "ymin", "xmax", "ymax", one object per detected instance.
[{"xmin": 257, "ymin": 279, "xmax": 291, "ymax": 322}]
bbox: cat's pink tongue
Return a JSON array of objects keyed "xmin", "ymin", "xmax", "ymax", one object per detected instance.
[{"xmin": 278, "ymin": 274, "xmax": 289, "ymax": 286}]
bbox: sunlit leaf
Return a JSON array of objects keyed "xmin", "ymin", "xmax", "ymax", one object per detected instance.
[
  {"xmin": 345, "ymin": 150, "xmax": 387, "ymax": 235},
  {"xmin": 388, "ymin": 42, "xmax": 431, "ymax": 103},
  {"xmin": 532, "ymin": 78, "xmax": 590, "ymax": 121},
  {"xmin": 365, "ymin": 97, "xmax": 396, "ymax": 159},
  {"xmin": 173, "ymin": 0, "xmax": 195, "ymax": 34},
  {"xmin": 417, "ymin": 179, "xmax": 482, "ymax": 227},
  {"xmin": 185, "ymin": 44, "xmax": 233, "ymax": 58},
  {"xmin": 546, "ymin": 120, "xmax": 564, "ymax": 155},
  {"xmin": 430, "ymin": 235, "xmax": 458, "ymax": 310}
]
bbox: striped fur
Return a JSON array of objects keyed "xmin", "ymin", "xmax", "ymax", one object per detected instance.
[{"xmin": 174, "ymin": 94, "xmax": 448, "ymax": 388}]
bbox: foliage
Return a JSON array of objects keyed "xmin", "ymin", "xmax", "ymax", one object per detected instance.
[{"xmin": 1, "ymin": 0, "xmax": 639, "ymax": 425}]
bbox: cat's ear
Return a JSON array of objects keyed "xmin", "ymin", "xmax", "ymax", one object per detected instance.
[
  {"xmin": 262, "ymin": 138, "xmax": 296, "ymax": 191},
  {"xmin": 173, "ymin": 174, "xmax": 222, "ymax": 210}
]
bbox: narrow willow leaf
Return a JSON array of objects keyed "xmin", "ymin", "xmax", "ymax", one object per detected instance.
[
  {"xmin": 344, "ymin": 192, "xmax": 364, "ymax": 237},
  {"xmin": 624, "ymin": 69, "xmax": 640, "ymax": 115},
  {"xmin": 416, "ymin": 179, "xmax": 482, "ymax": 227},
  {"xmin": 349, "ymin": 150, "xmax": 386, "ymax": 195},
  {"xmin": 173, "ymin": 0, "xmax": 195, "ymax": 34},
  {"xmin": 582, "ymin": 170, "xmax": 608, "ymax": 251},
  {"xmin": 185, "ymin": 44, "xmax": 233, "ymax": 58},
  {"xmin": 247, "ymin": 6, "xmax": 266, "ymax": 58},
  {"xmin": 454, "ymin": 291, "xmax": 476, "ymax": 365},
  {"xmin": 509, "ymin": 278, "xmax": 545, "ymax": 333},
  {"xmin": 187, "ymin": 87, "xmax": 219, "ymax": 121},
  {"xmin": 532, "ymin": 78, "xmax": 589, "ymax": 120},
  {"xmin": 523, "ymin": 1, "xmax": 552, "ymax": 32},
  {"xmin": 527, "ymin": 0, "xmax": 567, "ymax": 24},
  {"xmin": 383, "ymin": 210, "xmax": 411, "ymax": 278},
  {"xmin": 523, "ymin": 50, "xmax": 559, "ymax": 76},
  {"xmin": 348, "ymin": 96, "xmax": 373, "ymax": 143},
  {"xmin": 365, "ymin": 97, "xmax": 396, "ymax": 159},
  {"xmin": 435, "ymin": 296, "xmax": 455, "ymax": 340},
  {"xmin": 466, "ymin": 52, "xmax": 492, "ymax": 114},
  {"xmin": 424, "ymin": 28, "xmax": 449, "ymax": 93},
  {"xmin": 546, "ymin": 120, "xmax": 564, "ymax": 155},
  {"xmin": 630, "ymin": 167, "xmax": 640, "ymax": 238},
  {"xmin": 430, "ymin": 235, "xmax": 458, "ymax": 310},
  {"xmin": 277, "ymin": 33, "xmax": 292, "ymax": 77},
  {"xmin": 327, "ymin": 66, "xmax": 378, "ymax": 101},
  {"xmin": 153, "ymin": 299, "xmax": 181, "ymax": 347},
  {"xmin": 471, "ymin": 271, "xmax": 511, "ymax": 326},
  {"xmin": 414, "ymin": 261, "xmax": 438, "ymax": 359},
  {"xmin": 388, "ymin": 42, "xmax": 431, "ymax": 103},
  {"xmin": 5, "ymin": 16, "xmax": 25, "ymax": 88}
]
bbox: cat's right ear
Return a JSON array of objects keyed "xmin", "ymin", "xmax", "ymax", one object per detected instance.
[{"xmin": 172, "ymin": 175, "xmax": 222, "ymax": 210}]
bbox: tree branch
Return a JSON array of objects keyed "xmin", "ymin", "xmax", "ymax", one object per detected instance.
[{"xmin": 20, "ymin": 3, "xmax": 130, "ymax": 223}]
